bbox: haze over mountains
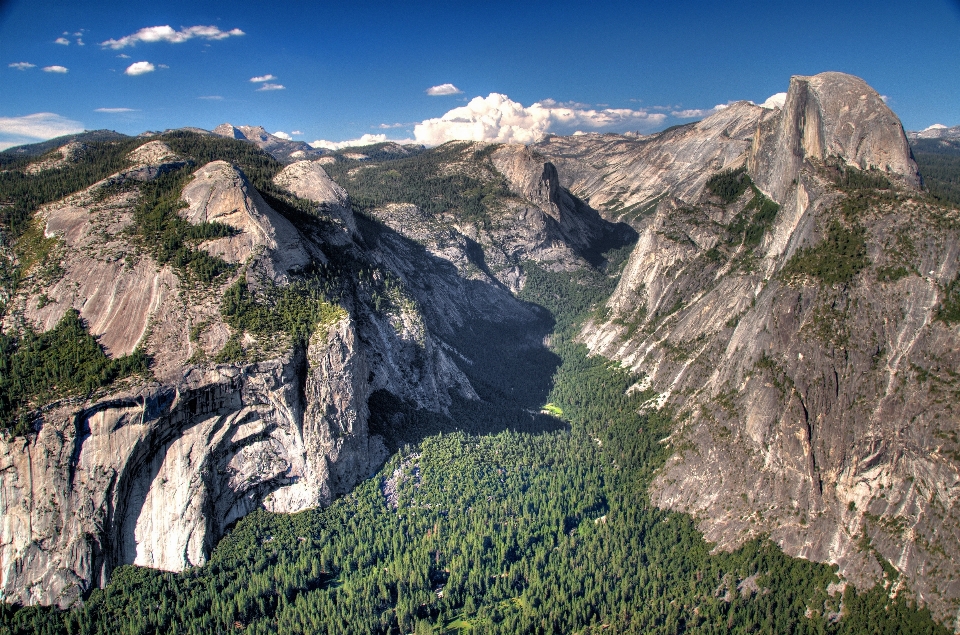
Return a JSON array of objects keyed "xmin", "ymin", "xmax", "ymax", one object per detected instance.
[{"xmin": 1, "ymin": 71, "xmax": 959, "ymax": 632}]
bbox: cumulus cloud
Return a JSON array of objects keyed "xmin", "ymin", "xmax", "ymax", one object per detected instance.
[
  {"xmin": 250, "ymin": 74, "xmax": 276, "ymax": 83},
  {"xmin": 124, "ymin": 61, "xmax": 155, "ymax": 76},
  {"xmin": 257, "ymin": 83, "xmax": 285, "ymax": 91},
  {"xmin": 76, "ymin": 38, "xmax": 85, "ymax": 46},
  {"xmin": 9, "ymin": 62, "xmax": 35, "ymax": 70},
  {"xmin": 55, "ymin": 37, "xmax": 70, "ymax": 45},
  {"xmin": 272, "ymin": 131, "xmax": 292, "ymax": 140},
  {"xmin": 759, "ymin": 92, "xmax": 787, "ymax": 109},
  {"xmin": 101, "ymin": 25, "xmax": 244, "ymax": 49},
  {"xmin": 671, "ymin": 104, "xmax": 729, "ymax": 119},
  {"xmin": 0, "ymin": 112, "xmax": 84, "ymax": 149},
  {"xmin": 426, "ymin": 83, "xmax": 463, "ymax": 96},
  {"xmin": 42, "ymin": 65, "xmax": 69, "ymax": 73},
  {"xmin": 412, "ymin": 93, "xmax": 666, "ymax": 146},
  {"xmin": 95, "ymin": 107, "xmax": 137, "ymax": 113}
]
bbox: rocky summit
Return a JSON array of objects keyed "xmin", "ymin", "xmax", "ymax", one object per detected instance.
[{"xmin": 0, "ymin": 72, "xmax": 959, "ymax": 630}]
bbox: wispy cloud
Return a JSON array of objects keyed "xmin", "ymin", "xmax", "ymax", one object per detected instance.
[
  {"xmin": 117, "ymin": 53, "xmax": 130, "ymax": 59},
  {"xmin": 257, "ymin": 83, "xmax": 285, "ymax": 91},
  {"xmin": 198, "ymin": 95, "xmax": 223, "ymax": 100},
  {"xmin": 426, "ymin": 83, "xmax": 462, "ymax": 96},
  {"xmin": 101, "ymin": 25, "xmax": 245, "ymax": 49},
  {"xmin": 9, "ymin": 62, "xmax": 36, "ymax": 70},
  {"xmin": 124, "ymin": 61, "xmax": 155, "ymax": 76},
  {"xmin": 95, "ymin": 107, "xmax": 138, "ymax": 113},
  {"xmin": 670, "ymin": 104, "xmax": 729, "ymax": 119},
  {"xmin": 413, "ymin": 93, "xmax": 666, "ymax": 146},
  {"xmin": 55, "ymin": 37, "xmax": 70, "ymax": 45},
  {"xmin": 42, "ymin": 65, "xmax": 69, "ymax": 73},
  {"xmin": 291, "ymin": 130, "xmax": 302, "ymax": 135},
  {"xmin": 250, "ymin": 74, "xmax": 276, "ymax": 83},
  {"xmin": 378, "ymin": 122, "xmax": 409, "ymax": 129},
  {"xmin": 0, "ymin": 112, "xmax": 84, "ymax": 149}
]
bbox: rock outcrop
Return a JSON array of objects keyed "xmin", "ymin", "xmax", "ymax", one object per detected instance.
[
  {"xmin": 540, "ymin": 72, "xmax": 959, "ymax": 622},
  {"xmin": 0, "ymin": 139, "xmax": 547, "ymax": 606},
  {"xmin": 211, "ymin": 124, "xmax": 326, "ymax": 163},
  {"xmin": 749, "ymin": 72, "xmax": 920, "ymax": 202}
]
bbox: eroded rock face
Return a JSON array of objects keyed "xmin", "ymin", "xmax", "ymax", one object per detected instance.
[
  {"xmin": 537, "ymin": 101, "xmax": 778, "ymax": 221},
  {"xmin": 750, "ymin": 72, "xmax": 920, "ymax": 202},
  {"xmin": 273, "ymin": 160, "xmax": 357, "ymax": 243},
  {"xmin": 181, "ymin": 160, "xmax": 313, "ymax": 276},
  {"xmin": 559, "ymin": 73, "xmax": 960, "ymax": 622},
  {"xmin": 0, "ymin": 138, "xmax": 549, "ymax": 608}
]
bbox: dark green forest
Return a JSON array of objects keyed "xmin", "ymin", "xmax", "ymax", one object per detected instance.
[
  {"xmin": 911, "ymin": 139, "xmax": 960, "ymax": 207},
  {"xmin": 0, "ymin": 137, "xmax": 953, "ymax": 634},
  {"xmin": 1, "ymin": 231, "xmax": 947, "ymax": 634}
]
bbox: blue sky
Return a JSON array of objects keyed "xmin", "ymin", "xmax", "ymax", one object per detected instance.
[{"xmin": 1, "ymin": 0, "xmax": 958, "ymax": 150}]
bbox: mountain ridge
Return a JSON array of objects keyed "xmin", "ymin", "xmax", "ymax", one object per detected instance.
[{"xmin": 0, "ymin": 71, "xmax": 958, "ymax": 630}]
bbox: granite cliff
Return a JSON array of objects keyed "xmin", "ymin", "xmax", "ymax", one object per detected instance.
[
  {"xmin": 1, "ymin": 71, "xmax": 958, "ymax": 628},
  {"xmin": 0, "ymin": 134, "xmax": 581, "ymax": 607},
  {"xmin": 533, "ymin": 72, "xmax": 960, "ymax": 623}
]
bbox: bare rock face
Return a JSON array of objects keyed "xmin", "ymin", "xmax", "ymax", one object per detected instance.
[
  {"xmin": 0, "ymin": 142, "xmax": 498, "ymax": 608},
  {"xmin": 273, "ymin": 160, "xmax": 357, "ymax": 243},
  {"xmin": 558, "ymin": 72, "xmax": 960, "ymax": 622},
  {"xmin": 537, "ymin": 101, "xmax": 778, "ymax": 221},
  {"xmin": 181, "ymin": 160, "xmax": 312, "ymax": 276},
  {"xmin": 211, "ymin": 123, "xmax": 326, "ymax": 163},
  {"xmin": 750, "ymin": 72, "xmax": 920, "ymax": 202}
]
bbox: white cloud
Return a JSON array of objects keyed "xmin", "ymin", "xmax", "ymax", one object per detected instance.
[
  {"xmin": 9, "ymin": 62, "xmax": 36, "ymax": 70},
  {"xmin": 378, "ymin": 122, "xmax": 408, "ymax": 129},
  {"xmin": 55, "ymin": 37, "xmax": 70, "ymax": 45},
  {"xmin": 0, "ymin": 112, "xmax": 84, "ymax": 145},
  {"xmin": 924, "ymin": 124, "xmax": 948, "ymax": 131},
  {"xmin": 759, "ymin": 92, "xmax": 787, "ymax": 110},
  {"xmin": 412, "ymin": 93, "xmax": 666, "ymax": 146},
  {"xmin": 157, "ymin": 64, "xmax": 169, "ymax": 69},
  {"xmin": 117, "ymin": 53, "xmax": 130, "ymax": 59},
  {"xmin": 198, "ymin": 95, "xmax": 223, "ymax": 100},
  {"xmin": 76, "ymin": 38, "xmax": 85, "ymax": 46},
  {"xmin": 309, "ymin": 133, "xmax": 417, "ymax": 150},
  {"xmin": 42, "ymin": 65, "xmax": 69, "ymax": 73},
  {"xmin": 250, "ymin": 74, "xmax": 276, "ymax": 83},
  {"xmin": 879, "ymin": 95, "xmax": 889, "ymax": 103},
  {"xmin": 101, "ymin": 25, "xmax": 245, "ymax": 49},
  {"xmin": 95, "ymin": 107, "xmax": 137, "ymax": 113},
  {"xmin": 291, "ymin": 130, "xmax": 302, "ymax": 135},
  {"xmin": 272, "ymin": 131, "xmax": 292, "ymax": 140},
  {"xmin": 671, "ymin": 104, "xmax": 729, "ymax": 119},
  {"xmin": 257, "ymin": 83, "xmax": 285, "ymax": 91},
  {"xmin": 426, "ymin": 83, "xmax": 463, "ymax": 96},
  {"xmin": 124, "ymin": 61, "xmax": 155, "ymax": 76}
]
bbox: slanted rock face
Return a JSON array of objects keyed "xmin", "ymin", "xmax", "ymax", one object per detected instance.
[
  {"xmin": 750, "ymin": 72, "xmax": 920, "ymax": 202},
  {"xmin": 273, "ymin": 160, "xmax": 357, "ymax": 242},
  {"xmin": 567, "ymin": 72, "xmax": 960, "ymax": 622},
  {"xmin": 181, "ymin": 160, "xmax": 313, "ymax": 276},
  {"xmin": 537, "ymin": 101, "xmax": 777, "ymax": 221}
]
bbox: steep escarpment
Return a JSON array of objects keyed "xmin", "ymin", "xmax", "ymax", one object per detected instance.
[
  {"xmin": 0, "ymin": 131, "xmax": 595, "ymax": 608},
  {"xmin": 555, "ymin": 72, "xmax": 960, "ymax": 622}
]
